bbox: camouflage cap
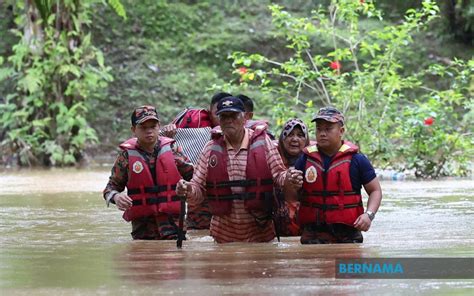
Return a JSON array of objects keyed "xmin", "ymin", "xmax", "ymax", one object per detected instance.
[
  {"xmin": 311, "ymin": 106, "xmax": 345, "ymax": 125},
  {"xmin": 131, "ymin": 105, "xmax": 160, "ymax": 126}
]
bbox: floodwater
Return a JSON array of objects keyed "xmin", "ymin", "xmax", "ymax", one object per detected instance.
[{"xmin": 0, "ymin": 168, "xmax": 473, "ymax": 295}]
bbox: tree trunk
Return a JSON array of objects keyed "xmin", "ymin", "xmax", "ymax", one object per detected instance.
[{"xmin": 24, "ymin": 0, "xmax": 44, "ymax": 54}]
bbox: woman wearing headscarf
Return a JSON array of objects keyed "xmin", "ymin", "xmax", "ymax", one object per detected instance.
[{"xmin": 274, "ymin": 119, "xmax": 310, "ymax": 237}]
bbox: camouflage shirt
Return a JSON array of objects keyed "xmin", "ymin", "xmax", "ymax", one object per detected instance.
[{"xmin": 103, "ymin": 139, "xmax": 194, "ymax": 204}]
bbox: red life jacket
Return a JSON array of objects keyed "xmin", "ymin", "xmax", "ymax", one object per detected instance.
[
  {"xmin": 172, "ymin": 108, "xmax": 213, "ymax": 128},
  {"xmin": 206, "ymin": 127, "xmax": 274, "ymax": 216},
  {"xmin": 119, "ymin": 137, "xmax": 182, "ymax": 222},
  {"xmin": 246, "ymin": 119, "xmax": 269, "ymax": 130},
  {"xmin": 298, "ymin": 141, "xmax": 364, "ymax": 226}
]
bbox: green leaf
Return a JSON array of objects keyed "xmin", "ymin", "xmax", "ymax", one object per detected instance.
[
  {"xmin": 96, "ymin": 51, "xmax": 105, "ymax": 68},
  {"xmin": 108, "ymin": 0, "xmax": 127, "ymax": 20},
  {"xmin": 20, "ymin": 71, "xmax": 42, "ymax": 93},
  {"xmin": 0, "ymin": 67, "xmax": 14, "ymax": 81}
]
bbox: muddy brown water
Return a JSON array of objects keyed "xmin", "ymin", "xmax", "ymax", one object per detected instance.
[{"xmin": 0, "ymin": 168, "xmax": 473, "ymax": 295}]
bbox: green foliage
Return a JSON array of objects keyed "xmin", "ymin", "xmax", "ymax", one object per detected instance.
[
  {"xmin": 227, "ymin": 0, "xmax": 473, "ymax": 178},
  {"xmin": 392, "ymin": 59, "xmax": 473, "ymax": 178},
  {"xmin": 88, "ymin": 0, "xmax": 281, "ymax": 143},
  {"xmin": 0, "ymin": 0, "xmax": 472, "ymax": 174},
  {"xmin": 107, "ymin": 0, "xmax": 127, "ymax": 20},
  {"xmin": 0, "ymin": 0, "xmax": 113, "ymax": 166},
  {"xmin": 394, "ymin": 98, "xmax": 470, "ymax": 178}
]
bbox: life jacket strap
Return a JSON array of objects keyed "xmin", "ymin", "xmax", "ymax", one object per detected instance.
[
  {"xmin": 132, "ymin": 196, "xmax": 181, "ymax": 206},
  {"xmin": 128, "ymin": 185, "xmax": 177, "ymax": 195},
  {"xmin": 206, "ymin": 178, "xmax": 273, "ymax": 188},
  {"xmin": 207, "ymin": 191, "xmax": 274, "ymax": 201},
  {"xmin": 304, "ymin": 190, "xmax": 360, "ymax": 197},
  {"xmin": 300, "ymin": 201, "xmax": 363, "ymax": 210}
]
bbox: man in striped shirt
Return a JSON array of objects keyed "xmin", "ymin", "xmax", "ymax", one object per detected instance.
[{"xmin": 176, "ymin": 97, "xmax": 303, "ymax": 243}]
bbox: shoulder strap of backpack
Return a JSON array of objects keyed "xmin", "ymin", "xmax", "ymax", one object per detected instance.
[{"xmin": 172, "ymin": 108, "xmax": 190, "ymax": 126}]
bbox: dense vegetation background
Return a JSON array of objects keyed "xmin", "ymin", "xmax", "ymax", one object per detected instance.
[{"xmin": 0, "ymin": 0, "xmax": 472, "ymax": 178}]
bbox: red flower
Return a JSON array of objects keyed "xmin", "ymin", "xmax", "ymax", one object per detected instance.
[
  {"xmin": 329, "ymin": 61, "xmax": 341, "ymax": 70},
  {"xmin": 238, "ymin": 67, "xmax": 248, "ymax": 75},
  {"xmin": 424, "ymin": 117, "xmax": 434, "ymax": 126},
  {"xmin": 360, "ymin": 0, "xmax": 365, "ymax": 4}
]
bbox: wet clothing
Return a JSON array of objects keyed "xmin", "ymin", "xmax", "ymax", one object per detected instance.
[
  {"xmin": 273, "ymin": 147, "xmax": 302, "ymax": 237},
  {"xmin": 294, "ymin": 141, "xmax": 376, "ymax": 244},
  {"xmin": 273, "ymin": 194, "xmax": 301, "ymax": 237},
  {"xmin": 103, "ymin": 138, "xmax": 193, "ymax": 240},
  {"xmin": 187, "ymin": 128, "xmax": 287, "ymax": 243},
  {"xmin": 185, "ymin": 200, "xmax": 212, "ymax": 230},
  {"xmin": 121, "ymin": 137, "xmax": 183, "ymax": 222},
  {"xmin": 130, "ymin": 215, "xmax": 184, "ymax": 240},
  {"xmin": 186, "ymin": 119, "xmax": 273, "ymax": 229},
  {"xmin": 206, "ymin": 127, "xmax": 274, "ymax": 216},
  {"xmin": 299, "ymin": 141, "xmax": 364, "ymax": 226},
  {"xmin": 273, "ymin": 119, "xmax": 309, "ymax": 237},
  {"xmin": 300, "ymin": 223, "xmax": 363, "ymax": 244}
]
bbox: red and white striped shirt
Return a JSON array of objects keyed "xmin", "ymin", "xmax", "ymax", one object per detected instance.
[{"xmin": 187, "ymin": 128, "xmax": 288, "ymax": 243}]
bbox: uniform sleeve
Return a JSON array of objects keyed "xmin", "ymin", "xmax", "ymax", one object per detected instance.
[
  {"xmin": 350, "ymin": 153, "xmax": 377, "ymax": 190},
  {"xmin": 103, "ymin": 150, "xmax": 129, "ymax": 206},
  {"xmin": 186, "ymin": 140, "xmax": 213, "ymax": 206},
  {"xmin": 171, "ymin": 142, "xmax": 194, "ymax": 181},
  {"xmin": 264, "ymin": 134, "xmax": 287, "ymax": 187}
]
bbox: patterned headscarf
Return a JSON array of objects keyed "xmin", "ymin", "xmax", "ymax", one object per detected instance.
[{"xmin": 278, "ymin": 119, "xmax": 309, "ymax": 167}]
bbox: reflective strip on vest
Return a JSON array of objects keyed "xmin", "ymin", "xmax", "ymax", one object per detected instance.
[
  {"xmin": 307, "ymin": 157, "xmax": 324, "ymax": 171},
  {"xmin": 157, "ymin": 144, "xmax": 172, "ymax": 157},
  {"xmin": 249, "ymin": 139, "xmax": 265, "ymax": 150},
  {"xmin": 328, "ymin": 159, "xmax": 351, "ymax": 172},
  {"xmin": 127, "ymin": 149, "xmax": 144, "ymax": 159},
  {"xmin": 210, "ymin": 144, "xmax": 224, "ymax": 153}
]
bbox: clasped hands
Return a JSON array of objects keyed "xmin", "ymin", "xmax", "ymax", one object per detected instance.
[
  {"xmin": 285, "ymin": 168, "xmax": 303, "ymax": 190},
  {"xmin": 175, "ymin": 168, "xmax": 303, "ymax": 198}
]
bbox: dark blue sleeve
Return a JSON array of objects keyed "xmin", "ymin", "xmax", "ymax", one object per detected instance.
[
  {"xmin": 294, "ymin": 153, "xmax": 307, "ymax": 171},
  {"xmin": 350, "ymin": 153, "xmax": 376, "ymax": 191}
]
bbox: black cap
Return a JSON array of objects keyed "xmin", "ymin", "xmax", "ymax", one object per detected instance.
[
  {"xmin": 211, "ymin": 92, "xmax": 233, "ymax": 105},
  {"xmin": 216, "ymin": 97, "xmax": 245, "ymax": 115}
]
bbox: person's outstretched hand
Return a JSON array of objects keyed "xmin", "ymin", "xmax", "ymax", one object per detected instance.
[{"xmin": 162, "ymin": 124, "xmax": 177, "ymax": 138}]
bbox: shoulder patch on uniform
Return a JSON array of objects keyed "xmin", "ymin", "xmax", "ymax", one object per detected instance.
[
  {"xmin": 208, "ymin": 154, "xmax": 218, "ymax": 168},
  {"xmin": 305, "ymin": 166, "xmax": 318, "ymax": 183},
  {"xmin": 132, "ymin": 161, "xmax": 144, "ymax": 174}
]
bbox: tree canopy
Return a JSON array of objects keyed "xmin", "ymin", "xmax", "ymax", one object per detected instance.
[{"xmin": 0, "ymin": 0, "xmax": 472, "ymax": 178}]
